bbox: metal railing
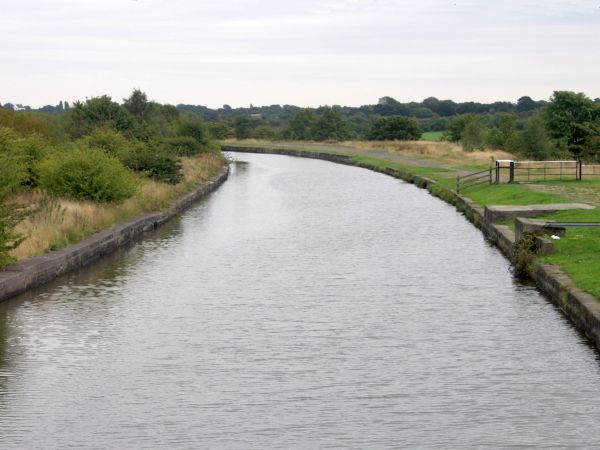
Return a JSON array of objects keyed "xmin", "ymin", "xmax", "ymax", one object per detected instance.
[
  {"xmin": 544, "ymin": 222, "xmax": 600, "ymax": 228},
  {"xmin": 456, "ymin": 168, "xmax": 492, "ymax": 194}
]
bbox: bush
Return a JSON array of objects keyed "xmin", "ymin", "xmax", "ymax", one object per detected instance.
[
  {"xmin": 177, "ymin": 117, "xmax": 206, "ymax": 143},
  {"xmin": 368, "ymin": 116, "xmax": 422, "ymax": 140},
  {"xmin": 38, "ymin": 148, "xmax": 137, "ymax": 202},
  {"xmin": 77, "ymin": 128, "xmax": 132, "ymax": 158},
  {"xmin": 0, "ymin": 203, "xmax": 24, "ymax": 267},
  {"xmin": 513, "ymin": 233, "xmax": 538, "ymax": 277},
  {"xmin": 207, "ymin": 121, "xmax": 234, "ymax": 139},
  {"xmin": 161, "ymin": 136, "xmax": 202, "ymax": 156},
  {"xmin": 120, "ymin": 145, "xmax": 182, "ymax": 184}
]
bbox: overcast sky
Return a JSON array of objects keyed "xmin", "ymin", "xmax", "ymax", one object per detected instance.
[{"xmin": 1, "ymin": 0, "xmax": 599, "ymax": 108}]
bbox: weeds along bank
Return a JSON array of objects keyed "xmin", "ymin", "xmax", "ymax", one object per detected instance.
[{"xmin": 0, "ymin": 91, "xmax": 227, "ymax": 267}]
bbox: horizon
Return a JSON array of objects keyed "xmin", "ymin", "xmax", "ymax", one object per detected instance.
[
  {"xmin": 2, "ymin": 0, "xmax": 600, "ymax": 109},
  {"xmin": 2, "ymin": 91, "xmax": 588, "ymax": 111}
]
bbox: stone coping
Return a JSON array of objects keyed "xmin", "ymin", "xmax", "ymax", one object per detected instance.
[{"xmin": 484, "ymin": 203, "xmax": 594, "ymax": 224}]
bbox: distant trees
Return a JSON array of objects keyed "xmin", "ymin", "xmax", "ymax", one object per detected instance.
[
  {"xmin": 287, "ymin": 109, "xmax": 317, "ymax": 140},
  {"xmin": 233, "ymin": 116, "xmax": 252, "ymax": 139},
  {"xmin": 368, "ymin": 116, "xmax": 421, "ymax": 141},
  {"xmin": 311, "ymin": 107, "xmax": 351, "ymax": 141},
  {"xmin": 517, "ymin": 114, "xmax": 553, "ymax": 160}
]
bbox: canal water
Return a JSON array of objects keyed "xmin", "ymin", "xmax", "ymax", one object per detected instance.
[{"xmin": 1, "ymin": 153, "xmax": 600, "ymax": 449}]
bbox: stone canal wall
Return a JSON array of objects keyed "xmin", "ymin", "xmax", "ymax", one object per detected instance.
[
  {"xmin": 0, "ymin": 167, "xmax": 229, "ymax": 303},
  {"xmin": 224, "ymin": 145, "xmax": 600, "ymax": 350}
]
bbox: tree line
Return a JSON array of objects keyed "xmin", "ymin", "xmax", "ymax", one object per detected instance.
[{"xmin": 174, "ymin": 92, "xmax": 600, "ymax": 161}]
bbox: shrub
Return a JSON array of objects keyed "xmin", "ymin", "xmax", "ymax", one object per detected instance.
[
  {"xmin": 38, "ymin": 148, "xmax": 137, "ymax": 202},
  {"xmin": 177, "ymin": 117, "xmax": 206, "ymax": 143},
  {"xmin": 513, "ymin": 233, "xmax": 538, "ymax": 277},
  {"xmin": 207, "ymin": 121, "xmax": 234, "ymax": 139},
  {"xmin": 120, "ymin": 145, "xmax": 182, "ymax": 184},
  {"xmin": 0, "ymin": 203, "xmax": 24, "ymax": 267},
  {"xmin": 77, "ymin": 128, "xmax": 131, "ymax": 159},
  {"xmin": 368, "ymin": 116, "xmax": 422, "ymax": 140},
  {"xmin": 161, "ymin": 136, "xmax": 202, "ymax": 156}
]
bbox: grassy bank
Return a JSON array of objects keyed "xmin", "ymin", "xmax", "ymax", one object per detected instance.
[
  {"xmin": 223, "ymin": 139, "xmax": 599, "ymax": 300},
  {"xmin": 9, "ymin": 153, "xmax": 226, "ymax": 261}
]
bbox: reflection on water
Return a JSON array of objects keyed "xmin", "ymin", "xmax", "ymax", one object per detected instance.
[{"xmin": 0, "ymin": 153, "xmax": 600, "ymax": 449}]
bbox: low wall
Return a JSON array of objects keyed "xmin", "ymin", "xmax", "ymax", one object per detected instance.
[
  {"xmin": 224, "ymin": 145, "xmax": 600, "ymax": 351},
  {"xmin": 0, "ymin": 167, "xmax": 229, "ymax": 303}
]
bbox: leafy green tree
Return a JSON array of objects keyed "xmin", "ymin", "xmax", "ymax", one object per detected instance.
[
  {"xmin": 517, "ymin": 113, "xmax": 554, "ymax": 159},
  {"xmin": 177, "ymin": 117, "xmax": 207, "ymax": 144},
  {"xmin": 123, "ymin": 89, "xmax": 150, "ymax": 122},
  {"xmin": 461, "ymin": 118, "xmax": 488, "ymax": 151},
  {"xmin": 67, "ymin": 96, "xmax": 134, "ymax": 138},
  {"xmin": 233, "ymin": 116, "xmax": 252, "ymax": 139},
  {"xmin": 487, "ymin": 113, "xmax": 518, "ymax": 150},
  {"xmin": 207, "ymin": 121, "xmax": 234, "ymax": 139},
  {"xmin": 311, "ymin": 107, "xmax": 351, "ymax": 141},
  {"xmin": 287, "ymin": 109, "xmax": 317, "ymax": 140},
  {"xmin": 545, "ymin": 91, "xmax": 600, "ymax": 158},
  {"xmin": 445, "ymin": 114, "xmax": 478, "ymax": 142},
  {"xmin": 368, "ymin": 116, "xmax": 422, "ymax": 140},
  {"xmin": 516, "ymin": 96, "xmax": 537, "ymax": 113}
]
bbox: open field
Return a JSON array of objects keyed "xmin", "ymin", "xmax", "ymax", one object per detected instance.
[
  {"xmin": 9, "ymin": 153, "xmax": 227, "ymax": 261},
  {"xmin": 420, "ymin": 131, "xmax": 445, "ymax": 141}
]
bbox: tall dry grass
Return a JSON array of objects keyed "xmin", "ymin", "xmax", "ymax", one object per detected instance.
[
  {"xmin": 339, "ymin": 140, "xmax": 516, "ymax": 166},
  {"xmin": 224, "ymin": 138, "xmax": 516, "ymax": 167},
  {"xmin": 10, "ymin": 153, "xmax": 226, "ymax": 261}
]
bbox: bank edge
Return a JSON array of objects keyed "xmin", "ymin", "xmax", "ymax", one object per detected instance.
[
  {"xmin": 223, "ymin": 145, "xmax": 600, "ymax": 351},
  {"xmin": 0, "ymin": 166, "xmax": 230, "ymax": 303}
]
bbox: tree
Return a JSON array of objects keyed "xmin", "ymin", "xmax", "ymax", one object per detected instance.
[
  {"xmin": 461, "ymin": 118, "xmax": 487, "ymax": 151},
  {"xmin": 517, "ymin": 113, "xmax": 554, "ymax": 159},
  {"xmin": 516, "ymin": 96, "xmax": 537, "ymax": 113},
  {"xmin": 207, "ymin": 121, "xmax": 234, "ymax": 139},
  {"xmin": 487, "ymin": 113, "xmax": 518, "ymax": 150},
  {"xmin": 287, "ymin": 109, "xmax": 317, "ymax": 140},
  {"xmin": 233, "ymin": 116, "xmax": 252, "ymax": 139},
  {"xmin": 177, "ymin": 117, "xmax": 206, "ymax": 143},
  {"xmin": 123, "ymin": 89, "xmax": 150, "ymax": 122},
  {"xmin": 67, "ymin": 95, "xmax": 133, "ymax": 138},
  {"xmin": 311, "ymin": 107, "xmax": 351, "ymax": 141},
  {"xmin": 368, "ymin": 116, "xmax": 422, "ymax": 140},
  {"xmin": 545, "ymin": 91, "xmax": 600, "ymax": 158},
  {"xmin": 445, "ymin": 114, "xmax": 478, "ymax": 142}
]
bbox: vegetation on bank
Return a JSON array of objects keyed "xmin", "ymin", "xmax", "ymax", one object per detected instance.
[{"xmin": 0, "ymin": 90, "xmax": 226, "ymax": 267}]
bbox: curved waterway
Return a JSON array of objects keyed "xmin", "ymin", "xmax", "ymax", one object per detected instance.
[{"xmin": 1, "ymin": 153, "xmax": 600, "ymax": 448}]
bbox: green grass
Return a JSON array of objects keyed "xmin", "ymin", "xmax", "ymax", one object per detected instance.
[
  {"xmin": 540, "ymin": 228, "xmax": 600, "ymax": 298},
  {"xmin": 421, "ymin": 131, "xmax": 444, "ymax": 141},
  {"xmin": 460, "ymin": 183, "xmax": 567, "ymax": 206}
]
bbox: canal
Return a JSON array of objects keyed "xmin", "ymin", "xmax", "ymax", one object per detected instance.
[{"xmin": 1, "ymin": 152, "xmax": 600, "ymax": 448}]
